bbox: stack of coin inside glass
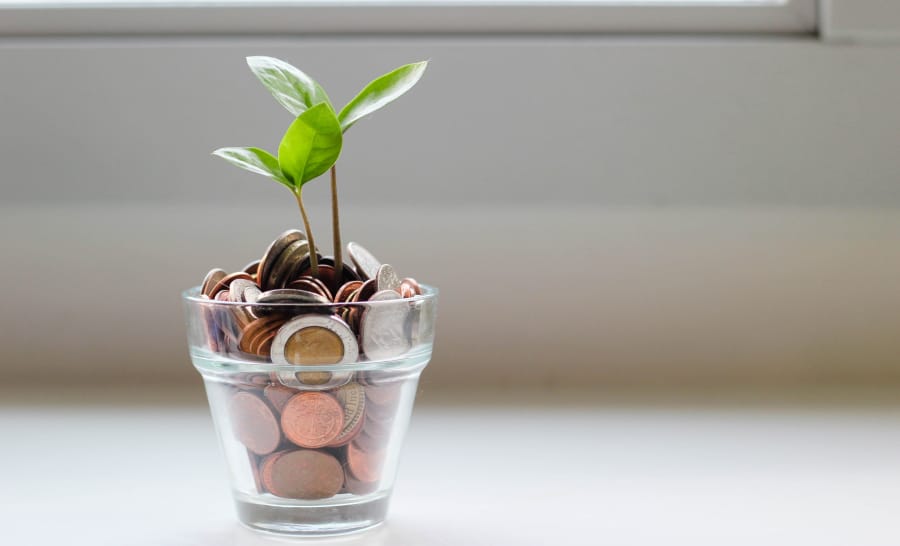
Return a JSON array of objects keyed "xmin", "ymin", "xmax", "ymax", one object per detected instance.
[{"xmin": 198, "ymin": 230, "xmax": 423, "ymax": 500}]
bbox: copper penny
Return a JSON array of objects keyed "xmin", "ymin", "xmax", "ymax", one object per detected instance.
[
  {"xmin": 346, "ymin": 441, "xmax": 385, "ymax": 483},
  {"xmin": 328, "ymin": 382, "xmax": 366, "ymax": 447},
  {"xmin": 209, "ymin": 272, "xmax": 254, "ymax": 298},
  {"xmin": 259, "ymin": 450, "xmax": 288, "ymax": 493},
  {"xmin": 344, "ymin": 471, "xmax": 379, "ymax": 496},
  {"xmin": 239, "ymin": 316, "xmax": 285, "ymax": 354},
  {"xmin": 264, "ymin": 449, "xmax": 344, "ymax": 500},
  {"xmin": 356, "ymin": 279, "xmax": 377, "ymax": 302},
  {"xmin": 263, "ymin": 384, "xmax": 296, "ymax": 414},
  {"xmin": 242, "ymin": 259, "xmax": 261, "ymax": 276},
  {"xmin": 400, "ymin": 277, "xmax": 422, "ymax": 296},
  {"xmin": 280, "ymin": 392, "xmax": 345, "ymax": 448},
  {"xmin": 228, "ymin": 391, "xmax": 281, "ymax": 455},
  {"xmin": 334, "ymin": 280, "xmax": 364, "ymax": 303}
]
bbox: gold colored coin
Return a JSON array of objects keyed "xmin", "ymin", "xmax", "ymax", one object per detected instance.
[{"xmin": 284, "ymin": 326, "xmax": 344, "ymax": 365}]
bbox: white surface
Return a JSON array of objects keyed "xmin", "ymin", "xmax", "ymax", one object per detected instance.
[{"xmin": 3, "ymin": 397, "xmax": 900, "ymax": 546}]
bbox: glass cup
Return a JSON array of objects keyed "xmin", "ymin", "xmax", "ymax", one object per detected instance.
[{"xmin": 182, "ymin": 285, "xmax": 437, "ymax": 536}]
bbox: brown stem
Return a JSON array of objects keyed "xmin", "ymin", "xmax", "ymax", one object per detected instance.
[
  {"xmin": 293, "ymin": 187, "xmax": 319, "ymax": 277},
  {"xmin": 330, "ymin": 165, "xmax": 343, "ymax": 283}
]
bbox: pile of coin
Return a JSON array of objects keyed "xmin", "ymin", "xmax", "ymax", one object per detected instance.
[
  {"xmin": 198, "ymin": 230, "xmax": 423, "ymax": 500},
  {"xmin": 199, "ymin": 230, "xmax": 423, "ymax": 368},
  {"xmin": 225, "ymin": 377, "xmax": 402, "ymax": 499}
]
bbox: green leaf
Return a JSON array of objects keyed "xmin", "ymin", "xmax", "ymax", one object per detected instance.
[
  {"xmin": 278, "ymin": 102, "xmax": 343, "ymax": 187},
  {"xmin": 246, "ymin": 56, "xmax": 331, "ymax": 117},
  {"xmin": 212, "ymin": 147, "xmax": 292, "ymax": 189},
  {"xmin": 338, "ymin": 61, "xmax": 428, "ymax": 132}
]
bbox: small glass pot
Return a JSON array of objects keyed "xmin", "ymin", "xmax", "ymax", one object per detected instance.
[{"xmin": 182, "ymin": 285, "xmax": 437, "ymax": 536}]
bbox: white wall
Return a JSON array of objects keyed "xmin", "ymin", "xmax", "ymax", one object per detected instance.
[{"xmin": 2, "ymin": 37, "xmax": 899, "ymax": 387}]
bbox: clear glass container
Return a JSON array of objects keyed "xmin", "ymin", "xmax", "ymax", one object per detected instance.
[{"xmin": 182, "ymin": 285, "xmax": 437, "ymax": 536}]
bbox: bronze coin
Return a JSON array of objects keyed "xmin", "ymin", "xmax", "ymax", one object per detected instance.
[
  {"xmin": 400, "ymin": 277, "xmax": 422, "ymax": 296},
  {"xmin": 280, "ymin": 392, "xmax": 345, "ymax": 448},
  {"xmin": 259, "ymin": 450, "xmax": 288, "ymax": 493},
  {"xmin": 400, "ymin": 283, "xmax": 414, "ymax": 299},
  {"xmin": 242, "ymin": 259, "xmax": 261, "ymax": 276},
  {"xmin": 264, "ymin": 449, "xmax": 344, "ymax": 500},
  {"xmin": 238, "ymin": 316, "xmax": 285, "ymax": 354},
  {"xmin": 346, "ymin": 441, "xmax": 385, "ymax": 483},
  {"xmin": 209, "ymin": 272, "xmax": 254, "ymax": 298},
  {"xmin": 356, "ymin": 279, "xmax": 377, "ymax": 302},
  {"xmin": 334, "ymin": 280, "xmax": 364, "ymax": 303},
  {"xmin": 344, "ymin": 470, "xmax": 379, "ymax": 496},
  {"xmin": 263, "ymin": 384, "xmax": 296, "ymax": 414},
  {"xmin": 228, "ymin": 391, "xmax": 281, "ymax": 455},
  {"xmin": 286, "ymin": 277, "xmax": 331, "ymax": 300}
]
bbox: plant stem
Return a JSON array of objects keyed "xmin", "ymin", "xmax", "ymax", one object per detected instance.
[
  {"xmin": 293, "ymin": 187, "xmax": 319, "ymax": 277},
  {"xmin": 330, "ymin": 165, "xmax": 343, "ymax": 283}
]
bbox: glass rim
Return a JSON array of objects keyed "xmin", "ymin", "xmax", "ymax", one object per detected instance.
[{"xmin": 182, "ymin": 283, "xmax": 438, "ymax": 308}]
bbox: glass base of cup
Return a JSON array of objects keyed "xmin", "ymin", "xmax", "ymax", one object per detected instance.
[{"xmin": 234, "ymin": 491, "xmax": 391, "ymax": 536}]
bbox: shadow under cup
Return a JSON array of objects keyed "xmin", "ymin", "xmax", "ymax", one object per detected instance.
[{"xmin": 182, "ymin": 285, "xmax": 437, "ymax": 536}]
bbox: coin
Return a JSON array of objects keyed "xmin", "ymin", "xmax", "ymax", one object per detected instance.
[
  {"xmin": 257, "ymin": 288, "xmax": 330, "ymax": 306},
  {"xmin": 356, "ymin": 279, "xmax": 377, "ymax": 302},
  {"xmin": 201, "ymin": 268, "xmax": 227, "ymax": 297},
  {"xmin": 242, "ymin": 259, "xmax": 261, "ymax": 277},
  {"xmin": 328, "ymin": 382, "xmax": 366, "ymax": 447},
  {"xmin": 347, "ymin": 242, "xmax": 381, "ymax": 281},
  {"xmin": 400, "ymin": 277, "xmax": 422, "ymax": 296},
  {"xmin": 346, "ymin": 441, "xmax": 385, "ymax": 483},
  {"xmin": 280, "ymin": 392, "xmax": 345, "ymax": 448},
  {"xmin": 228, "ymin": 391, "xmax": 281, "ymax": 455},
  {"xmin": 258, "ymin": 229, "xmax": 306, "ymax": 291},
  {"xmin": 286, "ymin": 277, "xmax": 332, "ymax": 301},
  {"xmin": 334, "ymin": 280, "xmax": 364, "ymax": 303},
  {"xmin": 229, "ymin": 278, "xmax": 257, "ymax": 303},
  {"xmin": 344, "ymin": 471, "xmax": 379, "ymax": 495},
  {"xmin": 266, "ymin": 239, "xmax": 310, "ymax": 290},
  {"xmin": 264, "ymin": 449, "xmax": 344, "ymax": 500},
  {"xmin": 375, "ymin": 264, "xmax": 401, "ymax": 293},
  {"xmin": 360, "ymin": 290, "xmax": 410, "ymax": 360},
  {"xmin": 209, "ymin": 271, "xmax": 255, "ymax": 298},
  {"xmin": 263, "ymin": 384, "xmax": 296, "ymax": 414},
  {"xmin": 271, "ymin": 314, "xmax": 359, "ymax": 366},
  {"xmin": 238, "ymin": 316, "xmax": 286, "ymax": 356}
]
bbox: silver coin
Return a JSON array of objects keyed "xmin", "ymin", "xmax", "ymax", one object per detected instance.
[
  {"xmin": 347, "ymin": 242, "xmax": 381, "ymax": 281},
  {"xmin": 242, "ymin": 284, "xmax": 262, "ymax": 304},
  {"xmin": 375, "ymin": 264, "xmax": 401, "ymax": 293},
  {"xmin": 258, "ymin": 229, "xmax": 306, "ymax": 289},
  {"xmin": 229, "ymin": 279, "xmax": 257, "ymax": 302},
  {"xmin": 360, "ymin": 290, "xmax": 411, "ymax": 360},
  {"xmin": 270, "ymin": 314, "xmax": 359, "ymax": 366},
  {"xmin": 256, "ymin": 288, "xmax": 330, "ymax": 305},
  {"xmin": 266, "ymin": 239, "xmax": 309, "ymax": 289}
]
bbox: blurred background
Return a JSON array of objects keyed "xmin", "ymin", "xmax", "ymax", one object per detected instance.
[
  {"xmin": 2, "ymin": 1, "xmax": 900, "ymax": 544},
  {"xmin": 2, "ymin": 0, "xmax": 899, "ymax": 392}
]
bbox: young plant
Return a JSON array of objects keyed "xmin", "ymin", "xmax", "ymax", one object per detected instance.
[
  {"xmin": 242, "ymin": 56, "xmax": 428, "ymax": 280},
  {"xmin": 213, "ymin": 101, "xmax": 342, "ymax": 276}
]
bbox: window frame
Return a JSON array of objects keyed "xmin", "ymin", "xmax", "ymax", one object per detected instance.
[{"xmin": 0, "ymin": 0, "xmax": 818, "ymax": 37}]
